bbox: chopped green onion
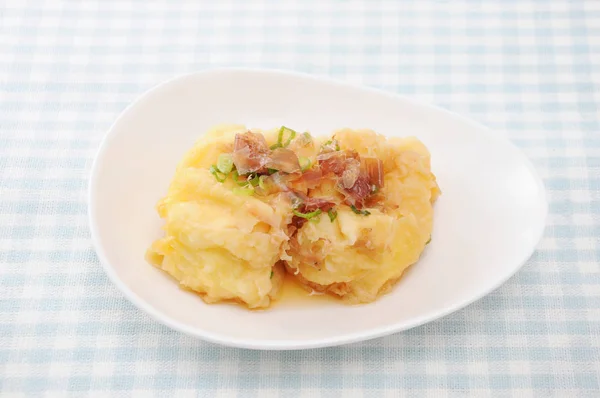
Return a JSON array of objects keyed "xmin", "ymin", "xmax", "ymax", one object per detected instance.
[
  {"xmin": 327, "ymin": 209, "xmax": 338, "ymax": 222},
  {"xmin": 270, "ymin": 143, "xmax": 280, "ymax": 150},
  {"xmin": 350, "ymin": 205, "xmax": 371, "ymax": 216},
  {"xmin": 209, "ymin": 165, "xmax": 227, "ymax": 182},
  {"xmin": 248, "ymin": 174, "xmax": 260, "ymax": 187},
  {"xmin": 231, "ymin": 170, "xmax": 249, "ymax": 186},
  {"xmin": 321, "ymin": 139, "xmax": 340, "ymax": 151},
  {"xmin": 300, "ymin": 132, "xmax": 313, "ymax": 146},
  {"xmin": 270, "ymin": 270, "xmax": 274, "ymax": 279},
  {"xmin": 233, "ymin": 185, "xmax": 254, "ymax": 196},
  {"xmin": 299, "ymin": 157, "xmax": 312, "ymax": 171},
  {"xmin": 277, "ymin": 126, "xmax": 297, "ymax": 148},
  {"xmin": 371, "ymin": 185, "xmax": 380, "ymax": 194},
  {"xmin": 267, "ymin": 168, "xmax": 278, "ymax": 175},
  {"xmin": 331, "ymin": 135, "xmax": 340, "ymax": 150},
  {"xmin": 258, "ymin": 175, "xmax": 268, "ymax": 190},
  {"xmin": 217, "ymin": 153, "xmax": 234, "ymax": 174},
  {"xmin": 292, "ymin": 208, "xmax": 322, "ymax": 220},
  {"xmin": 426, "ymin": 237, "xmax": 432, "ymax": 245}
]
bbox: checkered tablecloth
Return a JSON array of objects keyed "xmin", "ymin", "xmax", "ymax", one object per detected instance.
[{"xmin": 1, "ymin": 1, "xmax": 599, "ymax": 396}]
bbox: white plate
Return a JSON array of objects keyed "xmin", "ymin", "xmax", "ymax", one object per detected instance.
[{"xmin": 89, "ymin": 69, "xmax": 547, "ymax": 350}]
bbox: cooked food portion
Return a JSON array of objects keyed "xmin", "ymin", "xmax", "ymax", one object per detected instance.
[
  {"xmin": 286, "ymin": 129, "xmax": 439, "ymax": 303},
  {"xmin": 145, "ymin": 125, "xmax": 291, "ymax": 309},
  {"xmin": 146, "ymin": 124, "xmax": 440, "ymax": 309}
]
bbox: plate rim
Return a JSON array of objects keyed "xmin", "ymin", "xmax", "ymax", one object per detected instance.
[{"xmin": 88, "ymin": 67, "xmax": 548, "ymax": 350}]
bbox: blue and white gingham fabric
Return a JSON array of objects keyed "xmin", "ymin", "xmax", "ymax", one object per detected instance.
[{"xmin": 1, "ymin": 1, "xmax": 599, "ymax": 396}]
